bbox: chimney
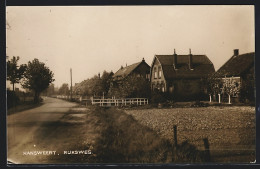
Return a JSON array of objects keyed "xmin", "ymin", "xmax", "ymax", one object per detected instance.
[
  {"xmin": 233, "ymin": 49, "xmax": 239, "ymax": 56},
  {"xmin": 142, "ymin": 58, "xmax": 145, "ymax": 62},
  {"xmin": 173, "ymin": 49, "xmax": 178, "ymax": 69},
  {"xmin": 189, "ymin": 48, "xmax": 193, "ymax": 70}
]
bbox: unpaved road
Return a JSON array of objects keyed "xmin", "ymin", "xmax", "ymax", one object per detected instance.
[{"xmin": 7, "ymin": 97, "xmax": 98, "ymax": 164}]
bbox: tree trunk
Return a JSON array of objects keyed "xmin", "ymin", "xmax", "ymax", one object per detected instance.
[
  {"xmin": 34, "ymin": 91, "xmax": 39, "ymax": 103},
  {"xmin": 12, "ymin": 83, "xmax": 15, "ymax": 92},
  {"xmin": 228, "ymin": 94, "xmax": 231, "ymax": 104}
]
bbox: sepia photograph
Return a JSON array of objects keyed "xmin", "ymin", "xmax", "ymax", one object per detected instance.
[{"xmin": 6, "ymin": 5, "xmax": 255, "ymax": 164}]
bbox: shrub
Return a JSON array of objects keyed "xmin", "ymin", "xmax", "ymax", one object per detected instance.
[
  {"xmin": 7, "ymin": 90, "xmax": 20, "ymax": 109},
  {"xmin": 151, "ymin": 89, "xmax": 166, "ymax": 105}
]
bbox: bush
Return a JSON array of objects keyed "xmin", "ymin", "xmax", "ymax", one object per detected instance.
[
  {"xmin": 151, "ymin": 89, "xmax": 167, "ymax": 105},
  {"xmin": 7, "ymin": 90, "xmax": 20, "ymax": 109},
  {"xmin": 191, "ymin": 100, "xmax": 209, "ymax": 107}
]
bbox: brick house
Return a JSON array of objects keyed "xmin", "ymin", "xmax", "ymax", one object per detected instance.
[
  {"xmin": 217, "ymin": 49, "xmax": 255, "ymax": 102},
  {"xmin": 150, "ymin": 49, "xmax": 215, "ymax": 101},
  {"xmin": 112, "ymin": 58, "xmax": 150, "ymax": 83},
  {"xmin": 109, "ymin": 58, "xmax": 151, "ymax": 97}
]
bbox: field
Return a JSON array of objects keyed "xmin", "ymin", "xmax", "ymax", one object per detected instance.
[{"xmin": 125, "ymin": 106, "xmax": 256, "ymax": 163}]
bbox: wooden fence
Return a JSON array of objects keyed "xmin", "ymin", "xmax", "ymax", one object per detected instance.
[
  {"xmin": 89, "ymin": 98, "xmax": 149, "ymax": 107},
  {"xmin": 56, "ymin": 95, "xmax": 149, "ymax": 107}
]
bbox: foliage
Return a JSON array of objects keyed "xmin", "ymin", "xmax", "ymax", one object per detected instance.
[
  {"xmin": 22, "ymin": 59, "xmax": 54, "ymax": 103},
  {"xmin": 203, "ymin": 73, "xmax": 222, "ymax": 96},
  {"xmin": 43, "ymin": 83, "xmax": 56, "ymax": 96},
  {"xmin": 109, "ymin": 74, "xmax": 151, "ymax": 98},
  {"xmin": 7, "ymin": 56, "xmax": 27, "ymax": 91},
  {"xmin": 58, "ymin": 83, "xmax": 70, "ymax": 96},
  {"xmin": 151, "ymin": 89, "xmax": 166, "ymax": 104},
  {"xmin": 100, "ymin": 71, "xmax": 114, "ymax": 95},
  {"xmin": 240, "ymin": 73, "xmax": 255, "ymax": 103},
  {"xmin": 222, "ymin": 76, "xmax": 240, "ymax": 97},
  {"xmin": 73, "ymin": 71, "xmax": 114, "ymax": 96},
  {"xmin": 7, "ymin": 90, "xmax": 20, "ymax": 109}
]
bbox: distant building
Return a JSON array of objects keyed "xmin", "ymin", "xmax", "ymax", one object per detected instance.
[
  {"xmin": 150, "ymin": 49, "xmax": 215, "ymax": 101},
  {"xmin": 217, "ymin": 49, "xmax": 255, "ymax": 102},
  {"xmin": 112, "ymin": 58, "xmax": 150, "ymax": 85}
]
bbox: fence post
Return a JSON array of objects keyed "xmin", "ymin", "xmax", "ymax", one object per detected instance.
[
  {"xmin": 203, "ymin": 138, "xmax": 211, "ymax": 162},
  {"xmin": 173, "ymin": 125, "xmax": 177, "ymax": 147},
  {"xmin": 218, "ymin": 94, "xmax": 221, "ymax": 103}
]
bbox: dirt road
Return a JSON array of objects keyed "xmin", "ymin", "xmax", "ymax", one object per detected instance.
[{"xmin": 7, "ymin": 97, "xmax": 97, "ymax": 164}]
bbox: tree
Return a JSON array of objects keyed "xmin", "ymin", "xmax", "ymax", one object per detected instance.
[
  {"xmin": 58, "ymin": 83, "xmax": 70, "ymax": 96},
  {"xmin": 43, "ymin": 83, "xmax": 55, "ymax": 96},
  {"xmin": 203, "ymin": 73, "xmax": 222, "ymax": 102},
  {"xmin": 22, "ymin": 59, "xmax": 54, "ymax": 103},
  {"xmin": 7, "ymin": 56, "xmax": 27, "ymax": 91},
  {"xmin": 110, "ymin": 74, "xmax": 150, "ymax": 98},
  {"xmin": 93, "ymin": 71, "xmax": 114, "ymax": 97},
  {"xmin": 240, "ymin": 70, "xmax": 255, "ymax": 103},
  {"xmin": 100, "ymin": 71, "xmax": 114, "ymax": 95},
  {"xmin": 86, "ymin": 71, "xmax": 114, "ymax": 97},
  {"xmin": 222, "ymin": 76, "xmax": 240, "ymax": 104}
]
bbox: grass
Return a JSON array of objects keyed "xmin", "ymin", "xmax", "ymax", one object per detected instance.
[
  {"xmin": 10, "ymin": 102, "xmax": 212, "ymax": 164},
  {"xmin": 7, "ymin": 101, "xmax": 43, "ymax": 115},
  {"xmin": 85, "ymin": 106, "xmax": 209, "ymax": 163}
]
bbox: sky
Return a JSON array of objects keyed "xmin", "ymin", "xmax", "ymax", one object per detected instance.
[{"xmin": 6, "ymin": 5, "xmax": 255, "ymax": 89}]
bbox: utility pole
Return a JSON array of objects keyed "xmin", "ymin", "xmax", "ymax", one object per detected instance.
[{"xmin": 70, "ymin": 68, "xmax": 72, "ymax": 101}]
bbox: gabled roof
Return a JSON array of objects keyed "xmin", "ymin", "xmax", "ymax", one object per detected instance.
[
  {"xmin": 156, "ymin": 55, "xmax": 213, "ymax": 65},
  {"xmin": 113, "ymin": 60, "xmax": 150, "ymax": 80},
  {"xmin": 153, "ymin": 54, "xmax": 215, "ymax": 79},
  {"xmin": 217, "ymin": 52, "xmax": 255, "ymax": 77}
]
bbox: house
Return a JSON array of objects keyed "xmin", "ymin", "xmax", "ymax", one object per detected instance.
[
  {"xmin": 150, "ymin": 49, "xmax": 215, "ymax": 101},
  {"xmin": 112, "ymin": 58, "xmax": 150, "ymax": 84},
  {"xmin": 217, "ymin": 49, "xmax": 255, "ymax": 102},
  {"xmin": 109, "ymin": 58, "xmax": 151, "ymax": 98}
]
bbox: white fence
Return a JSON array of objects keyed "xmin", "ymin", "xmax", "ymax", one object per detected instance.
[
  {"xmin": 90, "ymin": 98, "xmax": 149, "ymax": 107},
  {"xmin": 56, "ymin": 95, "xmax": 70, "ymax": 99},
  {"xmin": 56, "ymin": 95, "xmax": 149, "ymax": 107}
]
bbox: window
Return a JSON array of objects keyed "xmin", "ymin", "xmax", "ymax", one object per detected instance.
[
  {"xmin": 154, "ymin": 67, "xmax": 157, "ymax": 79},
  {"xmin": 158, "ymin": 67, "xmax": 162, "ymax": 79},
  {"xmin": 162, "ymin": 86, "xmax": 165, "ymax": 92},
  {"xmin": 146, "ymin": 74, "xmax": 150, "ymax": 79}
]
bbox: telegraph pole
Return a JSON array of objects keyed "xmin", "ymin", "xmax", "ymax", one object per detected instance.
[{"xmin": 70, "ymin": 68, "xmax": 72, "ymax": 101}]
